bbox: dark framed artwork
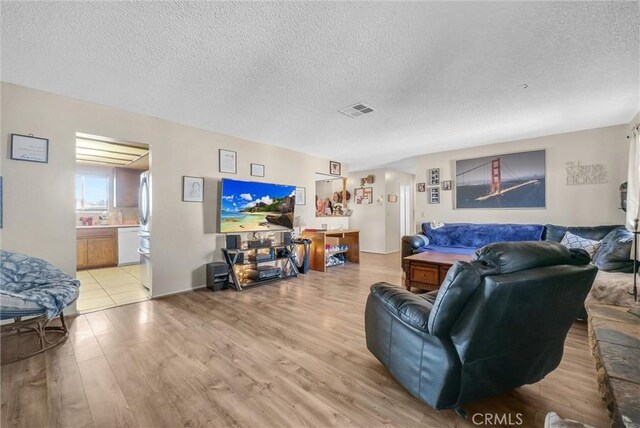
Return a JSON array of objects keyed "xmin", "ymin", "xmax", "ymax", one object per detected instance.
[
  {"xmin": 455, "ymin": 149, "xmax": 546, "ymax": 209},
  {"xmin": 219, "ymin": 149, "xmax": 237, "ymax": 174},
  {"xmin": 11, "ymin": 134, "xmax": 49, "ymax": 163},
  {"xmin": 429, "ymin": 187, "xmax": 440, "ymax": 204},
  {"xmin": 442, "ymin": 180, "xmax": 452, "ymax": 191},
  {"xmin": 182, "ymin": 176, "xmax": 204, "ymax": 202},
  {"xmin": 417, "ymin": 182, "xmax": 426, "ymax": 192},
  {"xmin": 428, "ymin": 168, "xmax": 440, "ymax": 186},
  {"xmin": 330, "ymin": 161, "xmax": 341, "ymax": 176}
]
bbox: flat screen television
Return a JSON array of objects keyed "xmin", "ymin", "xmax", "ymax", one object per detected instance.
[{"xmin": 219, "ymin": 178, "xmax": 296, "ymax": 233}]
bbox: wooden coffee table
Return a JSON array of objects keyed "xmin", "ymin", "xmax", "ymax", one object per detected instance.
[{"xmin": 403, "ymin": 251, "xmax": 470, "ymax": 291}]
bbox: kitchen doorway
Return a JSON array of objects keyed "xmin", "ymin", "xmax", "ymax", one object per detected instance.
[{"xmin": 74, "ymin": 133, "xmax": 152, "ymax": 313}]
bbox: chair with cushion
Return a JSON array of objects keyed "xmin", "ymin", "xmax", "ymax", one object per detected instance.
[
  {"xmin": 365, "ymin": 241, "xmax": 596, "ymax": 413},
  {"xmin": 1, "ymin": 250, "xmax": 80, "ymax": 364}
]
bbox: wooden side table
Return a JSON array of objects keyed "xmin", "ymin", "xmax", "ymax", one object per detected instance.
[
  {"xmin": 403, "ymin": 252, "xmax": 470, "ymax": 291},
  {"xmin": 301, "ymin": 229, "xmax": 360, "ymax": 272}
]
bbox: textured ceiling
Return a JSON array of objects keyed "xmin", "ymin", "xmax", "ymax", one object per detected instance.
[{"xmin": 2, "ymin": 1, "xmax": 638, "ymax": 172}]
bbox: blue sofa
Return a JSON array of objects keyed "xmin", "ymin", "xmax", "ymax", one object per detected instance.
[{"xmin": 402, "ymin": 222, "xmax": 633, "ymax": 273}]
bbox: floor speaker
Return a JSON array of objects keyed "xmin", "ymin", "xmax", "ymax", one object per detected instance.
[{"xmin": 206, "ymin": 262, "xmax": 229, "ymax": 292}]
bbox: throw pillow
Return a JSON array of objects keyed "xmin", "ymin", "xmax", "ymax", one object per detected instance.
[{"xmin": 560, "ymin": 231, "xmax": 601, "ymax": 258}]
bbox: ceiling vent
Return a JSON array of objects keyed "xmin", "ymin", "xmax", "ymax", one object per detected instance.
[{"xmin": 338, "ymin": 103, "xmax": 375, "ymax": 118}]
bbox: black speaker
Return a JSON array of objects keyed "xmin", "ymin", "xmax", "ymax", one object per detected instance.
[
  {"xmin": 283, "ymin": 231, "xmax": 292, "ymax": 245},
  {"xmin": 206, "ymin": 262, "xmax": 229, "ymax": 292},
  {"xmin": 226, "ymin": 234, "xmax": 242, "ymax": 249}
]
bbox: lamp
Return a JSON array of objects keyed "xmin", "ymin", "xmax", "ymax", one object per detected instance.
[{"xmin": 293, "ymin": 216, "xmax": 306, "ymax": 238}]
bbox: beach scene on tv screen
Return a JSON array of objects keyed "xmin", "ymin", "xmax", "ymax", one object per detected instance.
[{"xmin": 220, "ymin": 179, "xmax": 296, "ymax": 233}]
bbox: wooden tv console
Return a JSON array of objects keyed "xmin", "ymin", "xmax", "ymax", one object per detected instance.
[{"xmin": 301, "ymin": 229, "xmax": 360, "ymax": 272}]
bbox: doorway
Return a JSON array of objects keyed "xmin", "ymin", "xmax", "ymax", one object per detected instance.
[
  {"xmin": 399, "ymin": 184, "xmax": 412, "ymax": 237},
  {"xmin": 74, "ymin": 133, "xmax": 152, "ymax": 313}
]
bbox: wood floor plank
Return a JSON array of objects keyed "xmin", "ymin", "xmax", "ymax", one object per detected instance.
[
  {"xmin": 76, "ymin": 355, "xmax": 137, "ymax": 428},
  {"xmin": 1, "ymin": 252, "xmax": 610, "ymax": 428}
]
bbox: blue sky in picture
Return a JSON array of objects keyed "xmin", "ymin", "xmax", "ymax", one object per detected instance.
[{"xmin": 221, "ymin": 179, "xmax": 295, "ymax": 213}]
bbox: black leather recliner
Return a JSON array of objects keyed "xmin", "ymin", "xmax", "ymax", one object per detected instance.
[{"xmin": 365, "ymin": 241, "xmax": 596, "ymax": 411}]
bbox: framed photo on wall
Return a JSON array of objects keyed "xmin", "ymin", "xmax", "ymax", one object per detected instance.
[
  {"xmin": 11, "ymin": 134, "xmax": 49, "ymax": 163},
  {"xmin": 330, "ymin": 161, "xmax": 341, "ymax": 176},
  {"xmin": 429, "ymin": 187, "xmax": 440, "ymax": 204},
  {"xmin": 428, "ymin": 168, "xmax": 440, "ymax": 186},
  {"xmin": 362, "ymin": 187, "xmax": 373, "ymax": 204},
  {"xmin": 417, "ymin": 182, "xmax": 426, "ymax": 192},
  {"xmin": 219, "ymin": 149, "xmax": 237, "ymax": 174},
  {"xmin": 295, "ymin": 187, "xmax": 306, "ymax": 205},
  {"xmin": 182, "ymin": 176, "xmax": 204, "ymax": 202},
  {"xmin": 250, "ymin": 163, "xmax": 265, "ymax": 177},
  {"xmin": 455, "ymin": 149, "xmax": 546, "ymax": 209},
  {"xmin": 442, "ymin": 180, "xmax": 452, "ymax": 191}
]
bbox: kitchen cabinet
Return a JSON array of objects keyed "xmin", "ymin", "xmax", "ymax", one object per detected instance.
[
  {"xmin": 114, "ymin": 167, "xmax": 141, "ymax": 208},
  {"xmin": 77, "ymin": 228, "xmax": 118, "ymax": 270}
]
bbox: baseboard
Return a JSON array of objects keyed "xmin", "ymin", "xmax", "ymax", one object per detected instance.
[
  {"xmin": 151, "ymin": 284, "xmax": 207, "ymax": 299},
  {"xmin": 361, "ymin": 250, "xmax": 401, "ymax": 255}
]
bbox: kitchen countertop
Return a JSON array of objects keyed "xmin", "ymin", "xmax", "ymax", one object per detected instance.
[{"xmin": 77, "ymin": 224, "xmax": 140, "ymax": 229}]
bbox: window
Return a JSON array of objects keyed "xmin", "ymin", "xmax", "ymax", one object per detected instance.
[{"xmin": 76, "ymin": 174, "xmax": 109, "ymax": 210}]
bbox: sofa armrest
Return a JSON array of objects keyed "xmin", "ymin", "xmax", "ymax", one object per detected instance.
[
  {"xmin": 369, "ymin": 283, "xmax": 433, "ymax": 333},
  {"xmin": 401, "ymin": 233, "xmax": 429, "ymax": 259}
]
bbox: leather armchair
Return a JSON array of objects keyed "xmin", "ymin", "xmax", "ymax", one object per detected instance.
[{"xmin": 365, "ymin": 241, "xmax": 596, "ymax": 411}]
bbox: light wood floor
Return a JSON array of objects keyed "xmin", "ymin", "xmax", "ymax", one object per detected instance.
[{"xmin": 1, "ymin": 252, "xmax": 609, "ymax": 428}]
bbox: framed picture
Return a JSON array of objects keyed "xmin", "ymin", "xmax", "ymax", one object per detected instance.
[
  {"xmin": 11, "ymin": 134, "xmax": 49, "ymax": 163},
  {"xmin": 429, "ymin": 168, "xmax": 440, "ymax": 186},
  {"xmin": 295, "ymin": 187, "xmax": 306, "ymax": 205},
  {"xmin": 362, "ymin": 187, "xmax": 373, "ymax": 204},
  {"xmin": 182, "ymin": 176, "xmax": 204, "ymax": 202},
  {"xmin": 250, "ymin": 163, "xmax": 265, "ymax": 177},
  {"xmin": 455, "ymin": 149, "xmax": 546, "ymax": 209},
  {"xmin": 417, "ymin": 182, "xmax": 426, "ymax": 192},
  {"xmin": 429, "ymin": 187, "xmax": 440, "ymax": 204},
  {"xmin": 442, "ymin": 180, "xmax": 452, "ymax": 191},
  {"xmin": 330, "ymin": 161, "xmax": 341, "ymax": 176},
  {"xmin": 219, "ymin": 149, "xmax": 237, "ymax": 174},
  {"xmin": 388, "ymin": 194, "xmax": 398, "ymax": 203},
  {"xmin": 354, "ymin": 187, "xmax": 364, "ymax": 204}
]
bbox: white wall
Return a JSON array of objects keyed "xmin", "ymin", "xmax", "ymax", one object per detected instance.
[
  {"xmin": 347, "ymin": 169, "xmax": 386, "ymax": 252},
  {"xmin": 384, "ymin": 170, "xmax": 414, "ymax": 253},
  {"xmin": 0, "ymin": 83, "xmax": 348, "ymax": 298},
  {"xmin": 347, "ymin": 169, "xmax": 414, "ymax": 253},
  {"xmin": 413, "ymin": 125, "xmax": 629, "ymax": 229}
]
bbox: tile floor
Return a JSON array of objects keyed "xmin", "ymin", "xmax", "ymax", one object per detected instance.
[{"xmin": 75, "ymin": 264, "xmax": 149, "ymax": 313}]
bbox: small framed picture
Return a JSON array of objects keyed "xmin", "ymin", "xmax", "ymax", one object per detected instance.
[
  {"xmin": 354, "ymin": 188, "xmax": 364, "ymax": 204},
  {"xmin": 442, "ymin": 180, "xmax": 452, "ymax": 191},
  {"xmin": 388, "ymin": 194, "xmax": 398, "ymax": 203},
  {"xmin": 362, "ymin": 187, "xmax": 373, "ymax": 204},
  {"xmin": 219, "ymin": 149, "xmax": 237, "ymax": 174},
  {"xmin": 429, "ymin": 168, "xmax": 440, "ymax": 186},
  {"xmin": 295, "ymin": 187, "xmax": 306, "ymax": 205},
  {"xmin": 417, "ymin": 182, "xmax": 426, "ymax": 192},
  {"xmin": 429, "ymin": 187, "xmax": 440, "ymax": 204},
  {"xmin": 182, "ymin": 176, "xmax": 204, "ymax": 202},
  {"xmin": 330, "ymin": 161, "xmax": 341, "ymax": 176},
  {"xmin": 250, "ymin": 163, "xmax": 265, "ymax": 177},
  {"xmin": 11, "ymin": 134, "xmax": 49, "ymax": 163}
]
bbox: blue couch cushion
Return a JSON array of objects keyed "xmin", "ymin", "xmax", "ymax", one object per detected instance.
[
  {"xmin": 592, "ymin": 227, "xmax": 635, "ymax": 273},
  {"xmin": 421, "ymin": 223, "xmax": 544, "ymax": 249}
]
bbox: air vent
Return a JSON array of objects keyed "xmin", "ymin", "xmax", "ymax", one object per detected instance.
[{"xmin": 338, "ymin": 102, "xmax": 376, "ymax": 118}]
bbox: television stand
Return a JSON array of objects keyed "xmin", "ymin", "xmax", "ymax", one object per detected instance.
[{"xmin": 222, "ymin": 243, "xmax": 299, "ymax": 291}]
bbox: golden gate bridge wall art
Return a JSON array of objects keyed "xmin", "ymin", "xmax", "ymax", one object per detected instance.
[{"xmin": 455, "ymin": 150, "xmax": 546, "ymax": 209}]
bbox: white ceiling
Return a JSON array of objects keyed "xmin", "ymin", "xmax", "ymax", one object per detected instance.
[{"xmin": 2, "ymin": 1, "xmax": 638, "ymax": 173}]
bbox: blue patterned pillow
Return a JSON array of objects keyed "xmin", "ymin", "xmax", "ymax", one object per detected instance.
[{"xmin": 560, "ymin": 231, "xmax": 601, "ymax": 258}]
